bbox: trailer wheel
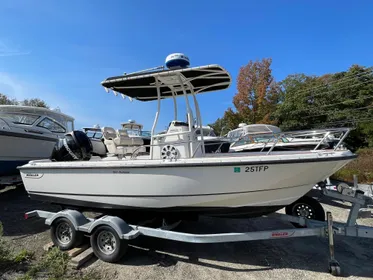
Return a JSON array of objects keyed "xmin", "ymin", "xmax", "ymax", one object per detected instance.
[
  {"xmin": 329, "ymin": 260, "xmax": 341, "ymax": 276},
  {"xmin": 90, "ymin": 225, "xmax": 128, "ymax": 263},
  {"xmin": 50, "ymin": 217, "xmax": 83, "ymax": 250},
  {"xmin": 285, "ymin": 196, "xmax": 325, "ymax": 228}
]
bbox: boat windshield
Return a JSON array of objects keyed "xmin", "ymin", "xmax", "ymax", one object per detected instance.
[
  {"xmin": 227, "ymin": 130, "xmax": 244, "ymax": 140},
  {"xmin": 0, "ymin": 113, "xmax": 40, "ymax": 125},
  {"xmin": 125, "ymin": 128, "xmax": 141, "ymax": 136},
  {"xmin": 196, "ymin": 128, "xmax": 216, "ymax": 137},
  {"xmin": 37, "ymin": 118, "xmax": 66, "ymax": 133},
  {"xmin": 66, "ymin": 120, "xmax": 74, "ymax": 132},
  {"xmin": 140, "ymin": 131, "xmax": 151, "ymax": 138},
  {"xmin": 85, "ymin": 130, "xmax": 103, "ymax": 139},
  {"xmin": 123, "ymin": 128, "xmax": 151, "ymax": 138},
  {"xmin": 232, "ymin": 135, "xmax": 289, "ymax": 147}
]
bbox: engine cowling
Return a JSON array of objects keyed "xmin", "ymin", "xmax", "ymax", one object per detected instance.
[{"xmin": 51, "ymin": 130, "xmax": 93, "ymax": 161}]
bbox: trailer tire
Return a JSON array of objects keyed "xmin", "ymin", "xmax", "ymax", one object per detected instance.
[
  {"xmin": 90, "ymin": 225, "xmax": 127, "ymax": 263},
  {"xmin": 285, "ymin": 196, "xmax": 325, "ymax": 228},
  {"xmin": 50, "ymin": 217, "xmax": 83, "ymax": 250}
]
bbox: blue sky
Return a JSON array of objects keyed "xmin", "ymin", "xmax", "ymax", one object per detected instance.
[{"xmin": 0, "ymin": 0, "xmax": 372, "ymax": 131}]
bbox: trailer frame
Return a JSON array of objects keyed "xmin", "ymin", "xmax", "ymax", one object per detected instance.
[{"xmin": 25, "ymin": 187, "xmax": 373, "ymax": 276}]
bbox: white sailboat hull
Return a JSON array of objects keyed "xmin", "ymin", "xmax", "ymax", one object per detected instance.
[{"xmin": 19, "ymin": 150, "xmax": 355, "ymax": 217}]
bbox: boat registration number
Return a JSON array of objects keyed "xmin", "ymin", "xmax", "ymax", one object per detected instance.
[
  {"xmin": 245, "ymin": 166, "xmax": 269, "ymax": 172},
  {"xmin": 234, "ymin": 166, "xmax": 269, "ymax": 173}
]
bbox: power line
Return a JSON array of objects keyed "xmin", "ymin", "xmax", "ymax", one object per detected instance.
[
  {"xmin": 301, "ymin": 77, "xmax": 372, "ymax": 100},
  {"xmin": 281, "ymin": 82, "xmax": 373, "ymax": 115},
  {"xmin": 288, "ymin": 66, "xmax": 373, "ymax": 98},
  {"xmin": 301, "ymin": 105, "xmax": 373, "ymax": 120},
  {"xmin": 313, "ymin": 116, "xmax": 373, "ymax": 128}
]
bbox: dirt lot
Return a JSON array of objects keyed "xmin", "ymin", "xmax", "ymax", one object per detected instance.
[{"xmin": 1, "ymin": 186, "xmax": 373, "ymax": 280}]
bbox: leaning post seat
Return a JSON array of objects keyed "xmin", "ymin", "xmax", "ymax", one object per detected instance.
[
  {"xmin": 102, "ymin": 127, "xmax": 119, "ymax": 155},
  {"xmin": 102, "ymin": 126, "xmax": 146, "ymax": 156}
]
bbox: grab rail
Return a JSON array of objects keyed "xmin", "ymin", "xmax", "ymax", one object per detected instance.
[
  {"xmin": 123, "ymin": 127, "xmax": 351, "ymax": 159},
  {"xmin": 228, "ymin": 127, "xmax": 351, "ymax": 155}
]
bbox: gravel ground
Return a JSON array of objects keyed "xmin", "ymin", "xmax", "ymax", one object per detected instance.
[{"xmin": 1, "ymin": 186, "xmax": 373, "ymax": 280}]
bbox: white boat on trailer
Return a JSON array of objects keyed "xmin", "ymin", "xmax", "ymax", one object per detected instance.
[{"xmin": 19, "ymin": 54, "xmax": 356, "ymax": 221}]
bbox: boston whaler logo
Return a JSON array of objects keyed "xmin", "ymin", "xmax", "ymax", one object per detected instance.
[
  {"xmin": 25, "ymin": 173, "xmax": 43, "ymax": 179},
  {"xmin": 234, "ymin": 166, "xmax": 269, "ymax": 173},
  {"xmin": 112, "ymin": 170, "xmax": 130, "ymax": 174}
]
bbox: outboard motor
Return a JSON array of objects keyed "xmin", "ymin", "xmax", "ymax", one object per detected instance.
[{"xmin": 51, "ymin": 130, "xmax": 93, "ymax": 161}]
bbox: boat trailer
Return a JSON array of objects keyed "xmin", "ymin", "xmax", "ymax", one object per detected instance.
[{"xmin": 25, "ymin": 187, "xmax": 373, "ymax": 276}]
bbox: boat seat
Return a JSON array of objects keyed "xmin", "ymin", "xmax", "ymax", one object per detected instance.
[
  {"xmin": 102, "ymin": 126, "xmax": 145, "ymax": 155},
  {"xmin": 102, "ymin": 126, "xmax": 117, "ymax": 140},
  {"xmin": 116, "ymin": 129, "xmax": 144, "ymax": 146}
]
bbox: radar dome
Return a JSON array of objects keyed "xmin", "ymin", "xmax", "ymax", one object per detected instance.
[
  {"xmin": 165, "ymin": 53, "xmax": 190, "ymax": 69},
  {"xmin": 238, "ymin": 123, "xmax": 247, "ymax": 128}
]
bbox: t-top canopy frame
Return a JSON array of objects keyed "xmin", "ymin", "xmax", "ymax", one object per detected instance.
[
  {"xmin": 101, "ymin": 64, "xmax": 231, "ymax": 159},
  {"xmin": 101, "ymin": 64, "xmax": 231, "ymax": 101}
]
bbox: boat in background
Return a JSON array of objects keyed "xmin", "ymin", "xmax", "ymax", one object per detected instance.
[
  {"xmin": 82, "ymin": 125, "xmax": 107, "ymax": 157},
  {"xmin": 0, "ymin": 105, "xmax": 74, "ymax": 185},
  {"xmin": 195, "ymin": 125, "xmax": 231, "ymax": 153},
  {"xmin": 228, "ymin": 123, "xmax": 335, "ymax": 152},
  {"xmin": 121, "ymin": 120, "xmax": 151, "ymax": 153}
]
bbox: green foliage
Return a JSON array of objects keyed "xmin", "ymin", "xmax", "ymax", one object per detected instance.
[
  {"xmin": 211, "ymin": 61, "xmax": 373, "ymax": 151},
  {"xmin": 21, "ymin": 98, "xmax": 49, "ymax": 108},
  {"xmin": 19, "ymin": 247, "xmax": 70, "ymax": 280},
  {"xmin": 332, "ymin": 148, "xmax": 373, "ymax": 183},
  {"xmin": 0, "ymin": 93, "xmax": 49, "ymax": 108},
  {"xmin": 275, "ymin": 65, "xmax": 373, "ymax": 150},
  {"xmin": 1, "ymin": 221, "xmax": 100, "ymax": 280},
  {"xmin": 0, "ymin": 222, "xmax": 12, "ymax": 265},
  {"xmin": 0, "ymin": 93, "xmax": 18, "ymax": 105},
  {"xmin": 209, "ymin": 108, "xmax": 246, "ymax": 136},
  {"xmin": 1, "ymin": 222, "xmax": 35, "ymax": 275},
  {"xmin": 13, "ymin": 249, "xmax": 34, "ymax": 264},
  {"xmin": 16, "ymin": 246, "xmax": 102, "ymax": 280},
  {"xmin": 210, "ymin": 58, "xmax": 281, "ymax": 133}
]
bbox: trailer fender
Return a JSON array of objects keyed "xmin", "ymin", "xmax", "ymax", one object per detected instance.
[
  {"xmin": 45, "ymin": 210, "xmax": 90, "ymax": 229},
  {"xmin": 85, "ymin": 216, "xmax": 140, "ymax": 240}
]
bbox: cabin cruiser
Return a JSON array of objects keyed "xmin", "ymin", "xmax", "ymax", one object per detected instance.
[
  {"xmin": 195, "ymin": 125, "xmax": 230, "ymax": 153},
  {"xmin": 0, "ymin": 105, "xmax": 74, "ymax": 179},
  {"xmin": 19, "ymin": 54, "xmax": 356, "ymax": 220},
  {"xmin": 228, "ymin": 123, "xmax": 334, "ymax": 152}
]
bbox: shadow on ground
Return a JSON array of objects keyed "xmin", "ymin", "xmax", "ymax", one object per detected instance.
[{"xmin": 0, "ymin": 186, "xmax": 61, "ymax": 237}]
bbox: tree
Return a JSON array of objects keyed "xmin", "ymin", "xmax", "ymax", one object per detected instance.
[
  {"xmin": 274, "ymin": 73, "xmax": 327, "ymax": 130},
  {"xmin": 233, "ymin": 58, "xmax": 281, "ymax": 124},
  {"xmin": 209, "ymin": 58, "xmax": 281, "ymax": 135},
  {"xmin": 209, "ymin": 108, "xmax": 244, "ymax": 136},
  {"xmin": 275, "ymin": 65, "xmax": 373, "ymax": 150},
  {"xmin": 21, "ymin": 98, "xmax": 49, "ymax": 108},
  {"xmin": 0, "ymin": 93, "xmax": 18, "ymax": 105}
]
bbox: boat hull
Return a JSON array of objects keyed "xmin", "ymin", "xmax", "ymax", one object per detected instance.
[
  {"xmin": 0, "ymin": 132, "xmax": 58, "ymax": 176},
  {"xmin": 19, "ymin": 151, "xmax": 355, "ymax": 218}
]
